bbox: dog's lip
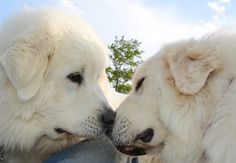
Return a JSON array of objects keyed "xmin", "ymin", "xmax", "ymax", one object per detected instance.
[
  {"xmin": 115, "ymin": 144, "xmax": 146, "ymax": 156},
  {"xmin": 115, "ymin": 141, "xmax": 165, "ymax": 156},
  {"xmin": 55, "ymin": 128, "xmax": 105, "ymax": 138},
  {"xmin": 55, "ymin": 128, "xmax": 73, "ymax": 135}
]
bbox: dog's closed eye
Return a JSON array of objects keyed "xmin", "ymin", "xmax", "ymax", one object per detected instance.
[
  {"xmin": 135, "ymin": 77, "xmax": 145, "ymax": 92},
  {"xmin": 67, "ymin": 72, "xmax": 83, "ymax": 85}
]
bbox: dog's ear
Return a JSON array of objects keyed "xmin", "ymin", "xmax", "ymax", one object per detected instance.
[
  {"xmin": 167, "ymin": 50, "xmax": 219, "ymax": 95},
  {"xmin": 0, "ymin": 32, "xmax": 54, "ymax": 101}
]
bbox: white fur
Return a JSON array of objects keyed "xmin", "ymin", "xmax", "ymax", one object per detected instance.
[
  {"xmin": 112, "ymin": 32, "xmax": 236, "ymax": 163},
  {"xmin": 0, "ymin": 9, "xmax": 113, "ymax": 163}
]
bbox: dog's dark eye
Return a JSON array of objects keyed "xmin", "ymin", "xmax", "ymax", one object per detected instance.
[
  {"xmin": 67, "ymin": 72, "xmax": 83, "ymax": 85},
  {"xmin": 135, "ymin": 77, "xmax": 145, "ymax": 92}
]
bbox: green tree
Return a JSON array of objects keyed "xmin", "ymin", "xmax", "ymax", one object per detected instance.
[{"xmin": 106, "ymin": 35, "xmax": 143, "ymax": 94}]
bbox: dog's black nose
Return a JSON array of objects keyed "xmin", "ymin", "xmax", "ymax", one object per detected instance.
[
  {"xmin": 101, "ymin": 108, "xmax": 116, "ymax": 125},
  {"xmin": 136, "ymin": 128, "xmax": 154, "ymax": 143},
  {"xmin": 101, "ymin": 108, "xmax": 116, "ymax": 135}
]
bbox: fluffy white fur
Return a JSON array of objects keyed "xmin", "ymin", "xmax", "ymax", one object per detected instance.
[
  {"xmin": 0, "ymin": 9, "xmax": 114, "ymax": 163},
  {"xmin": 112, "ymin": 32, "xmax": 236, "ymax": 163}
]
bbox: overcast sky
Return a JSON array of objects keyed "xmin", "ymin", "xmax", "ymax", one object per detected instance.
[{"xmin": 1, "ymin": 0, "xmax": 236, "ymax": 59}]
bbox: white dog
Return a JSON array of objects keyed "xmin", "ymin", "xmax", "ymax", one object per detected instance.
[
  {"xmin": 0, "ymin": 9, "xmax": 116, "ymax": 163},
  {"xmin": 111, "ymin": 32, "xmax": 236, "ymax": 163}
]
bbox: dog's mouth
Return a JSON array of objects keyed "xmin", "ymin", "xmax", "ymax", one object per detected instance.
[
  {"xmin": 115, "ymin": 145, "xmax": 146, "ymax": 156},
  {"xmin": 54, "ymin": 128, "xmax": 103, "ymax": 139},
  {"xmin": 115, "ymin": 142, "xmax": 165, "ymax": 156},
  {"xmin": 55, "ymin": 128, "xmax": 73, "ymax": 135}
]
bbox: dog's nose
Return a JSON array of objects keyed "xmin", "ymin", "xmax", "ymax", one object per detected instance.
[
  {"xmin": 101, "ymin": 108, "xmax": 116, "ymax": 125},
  {"xmin": 135, "ymin": 128, "xmax": 154, "ymax": 143},
  {"xmin": 101, "ymin": 108, "xmax": 116, "ymax": 135}
]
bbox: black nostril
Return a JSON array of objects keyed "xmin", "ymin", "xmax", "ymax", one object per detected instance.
[
  {"xmin": 136, "ymin": 128, "xmax": 154, "ymax": 143},
  {"xmin": 101, "ymin": 109, "xmax": 116, "ymax": 125}
]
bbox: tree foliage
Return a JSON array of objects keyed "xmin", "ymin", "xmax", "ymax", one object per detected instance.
[{"xmin": 106, "ymin": 35, "xmax": 143, "ymax": 94}]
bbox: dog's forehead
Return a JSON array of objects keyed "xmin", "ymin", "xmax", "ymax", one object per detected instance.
[
  {"xmin": 133, "ymin": 55, "xmax": 162, "ymax": 82},
  {"xmin": 49, "ymin": 36, "xmax": 107, "ymax": 75},
  {"xmin": 44, "ymin": 11, "xmax": 108, "ymax": 76}
]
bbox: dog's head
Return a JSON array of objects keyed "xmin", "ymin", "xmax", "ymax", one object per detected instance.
[
  {"xmin": 0, "ymin": 9, "xmax": 115, "ymax": 152},
  {"xmin": 111, "ymin": 39, "xmax": 221, "ymax": 156}
]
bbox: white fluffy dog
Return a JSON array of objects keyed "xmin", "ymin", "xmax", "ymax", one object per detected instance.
[
  {"xmin": 111, "ymin": 32, "xmax": 236, "ymax": 163},
  {"xmin": 0, "ymin": 9, "xmax": 116, "ymax": 163}
]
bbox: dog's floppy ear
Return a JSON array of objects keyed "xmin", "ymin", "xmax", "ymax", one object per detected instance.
[
  {"xmin": 167, "ymin": 50, "xmax": 219, "ymax": 95},
  {"xmin": 0, "ymin": 32, "xmax": 54, "ymax": 101}
]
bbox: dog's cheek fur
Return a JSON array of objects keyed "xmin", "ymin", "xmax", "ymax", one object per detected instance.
[{"xmin": 34, "ymin": 136, "xmax": 84, "ymax": 160}]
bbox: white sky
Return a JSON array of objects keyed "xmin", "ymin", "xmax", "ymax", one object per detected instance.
[
  {"xmin": 1, "ymin": 0, "xmax": 235, "ymax": 59},
  {"xmin": 54, "ymin": 0, "xmax": 235, "ymax": 59}
]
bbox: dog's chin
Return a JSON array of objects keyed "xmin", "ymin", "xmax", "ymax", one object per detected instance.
[
  {"xmin": 115, "ymin": 142, "xmax": 165, "ymax": 156},
  {"xmin": 144, "ymin": 142, "xmax": 165, "ymax": 155}
]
